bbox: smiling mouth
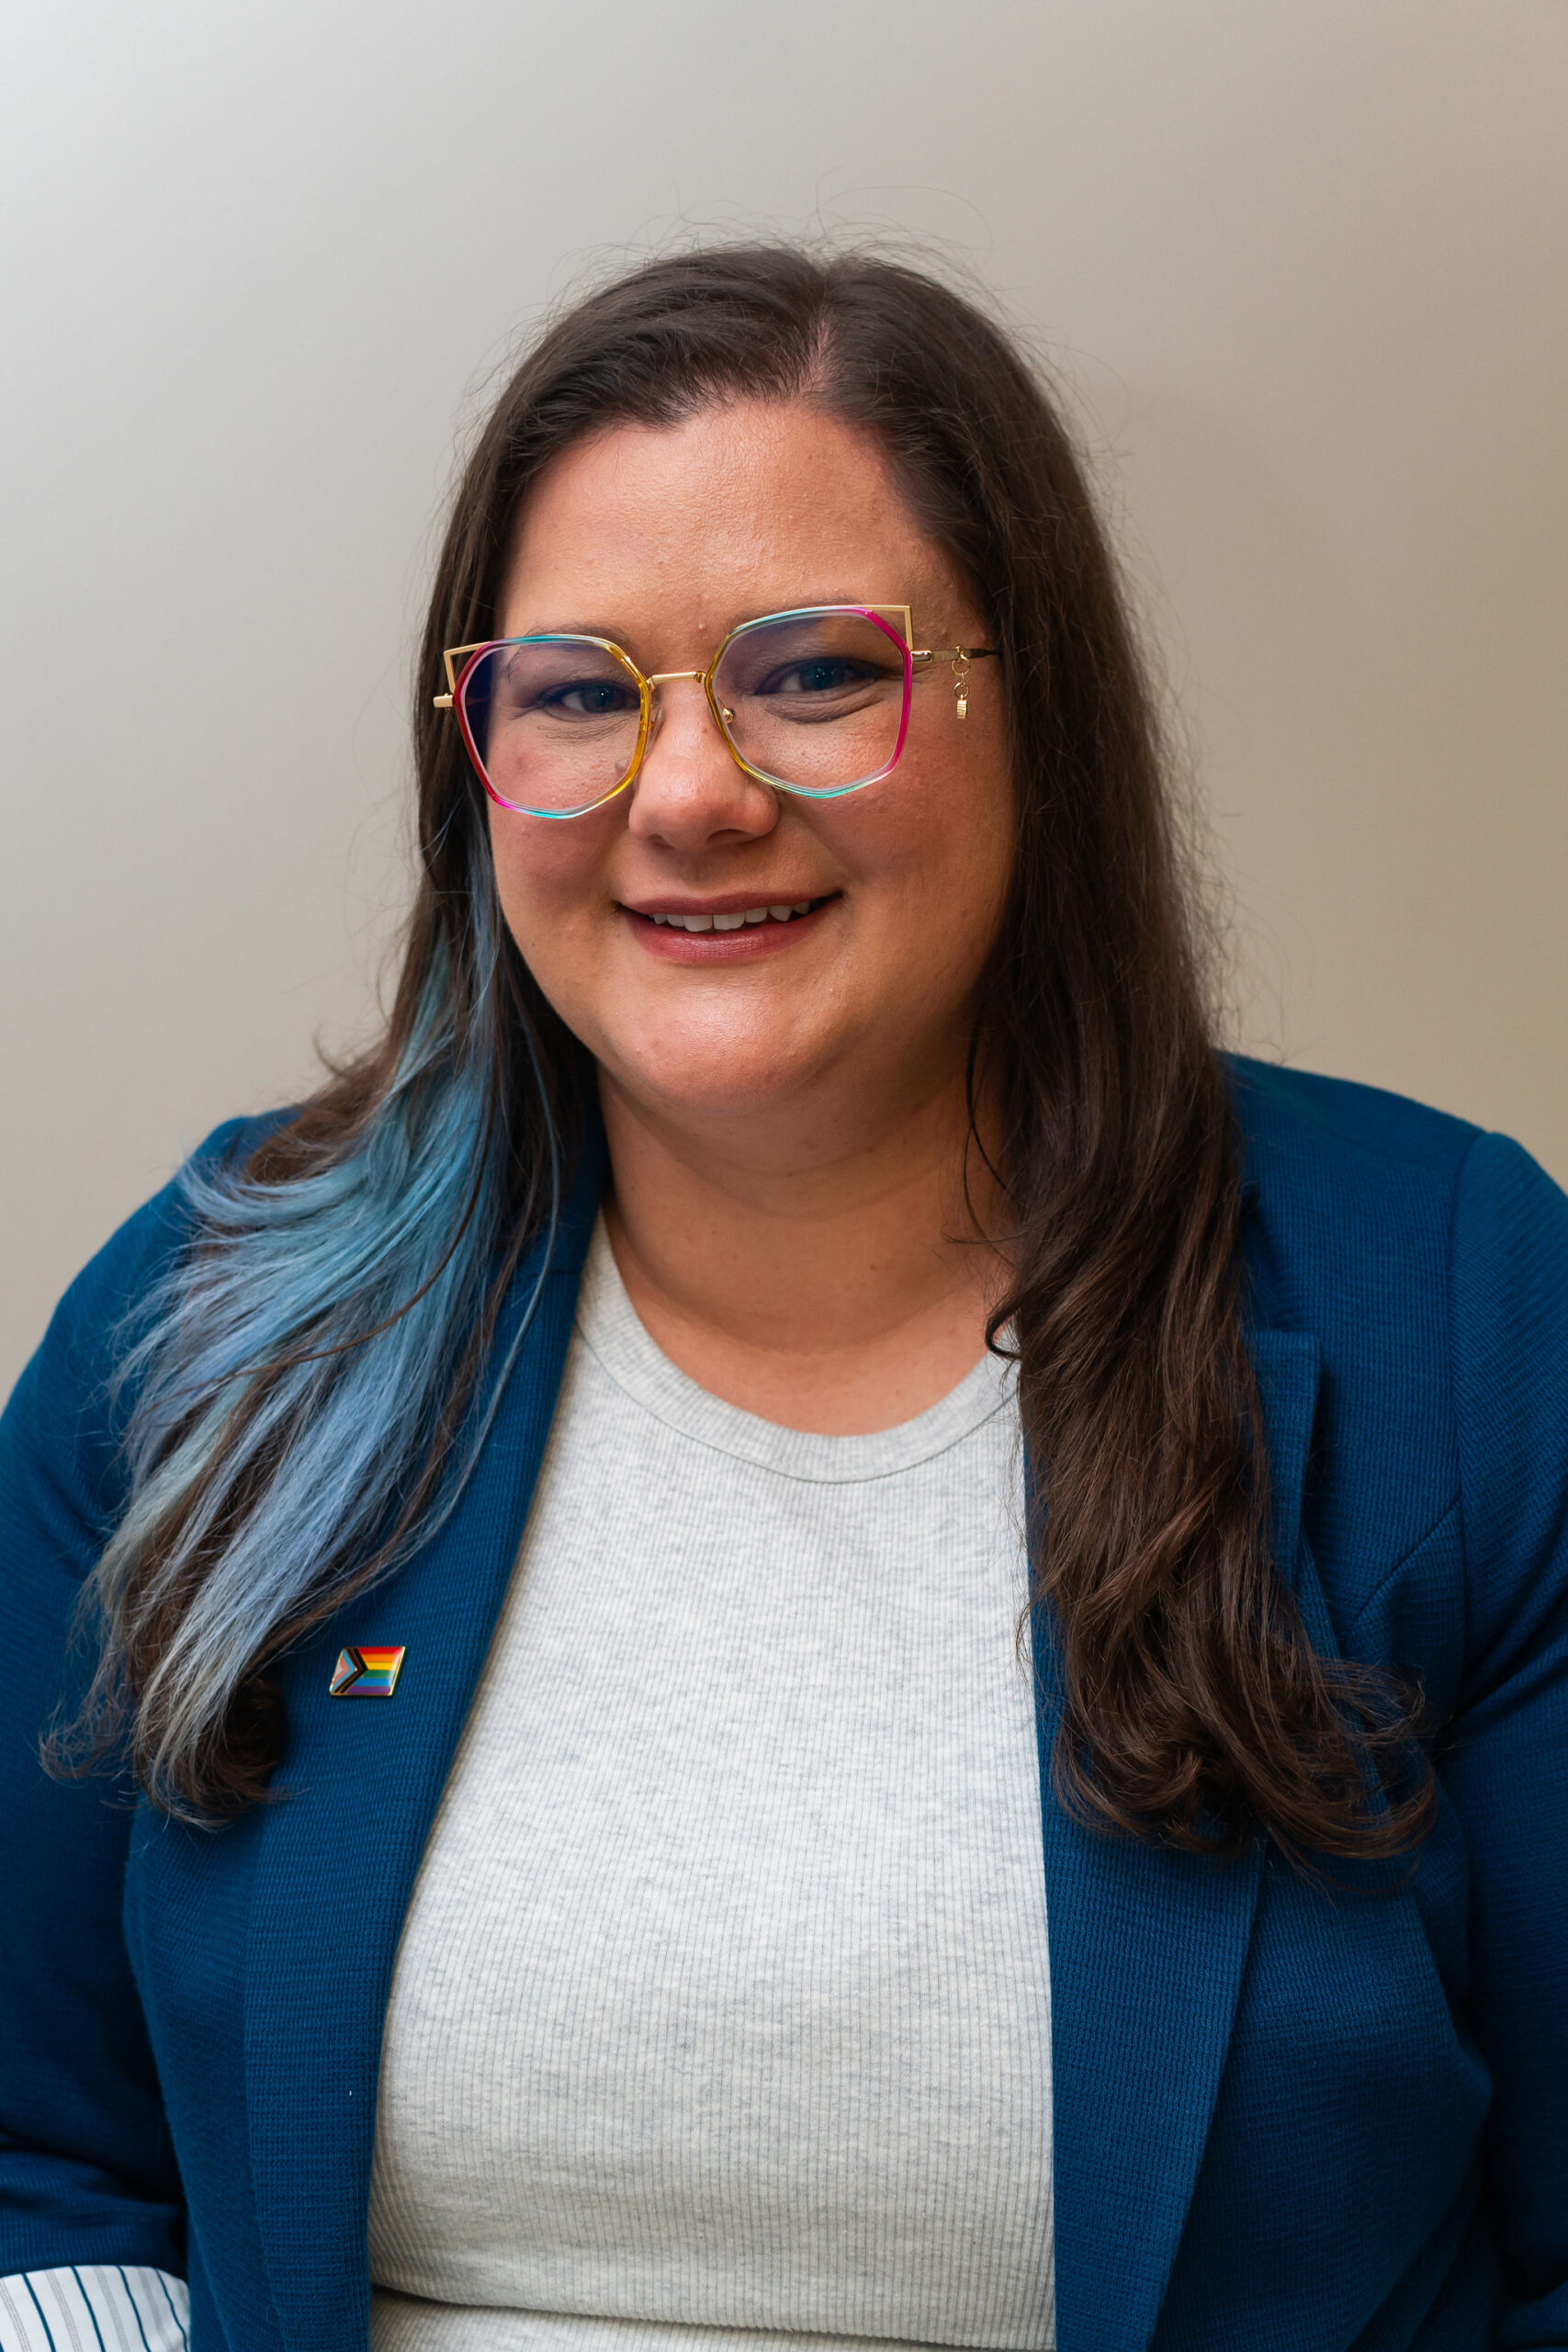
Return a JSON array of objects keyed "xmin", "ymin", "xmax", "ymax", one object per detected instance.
[{"xmin": 625, "ymin": 894, "xmax": 837, "ymax": 933}]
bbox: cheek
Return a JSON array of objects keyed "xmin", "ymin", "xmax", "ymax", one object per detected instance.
[
  {"xmin": 845, "ymin": 716, "xmax": 1014, "ymax": 943},
  {"xmin": 484, "ymin": 803, "xmax": 630, "ymax": 1048},
  {"xmin": 487, "ymin": 803, "xmax": 617, "ymax": 944}
]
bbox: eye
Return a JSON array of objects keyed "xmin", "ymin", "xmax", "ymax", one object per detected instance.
[
  {"xmin": 761, "ymin": 656, "xmax": 885, "ymax": 697},
  {"xmin": 535, "ymin": 677, "xmax": 640, "ymax": 719}
]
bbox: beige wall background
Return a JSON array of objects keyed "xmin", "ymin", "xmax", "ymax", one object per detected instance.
[{"xmin": 2, "ymin": 0, "xmax": 1564, "ymax": 1392}]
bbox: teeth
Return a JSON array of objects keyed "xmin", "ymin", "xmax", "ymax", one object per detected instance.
[{"xmin": 643, "ymin": 899, "xmax": 819, "ymax": 931}]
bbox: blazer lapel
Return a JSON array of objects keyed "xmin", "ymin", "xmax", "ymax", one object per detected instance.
[
  {"xmin": 242, "ymin": 1151, "xmax": 602, "ymax": 2352},
  {"xmin": 1036, "ymin": 1322, "xmax": 1321, "ymax": 2352}
]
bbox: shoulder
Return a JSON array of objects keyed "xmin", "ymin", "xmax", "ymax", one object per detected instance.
[
  {"xmin": 28, "ymin": 1108, "xmax": 290, "ymax": 1372},
  {"xmin": 0, "ymin": 1111, "xmax": 292, "ymax": 1544},
  {"xmin": 1224, "ymin": 1051, "xmax": 1565, "ymax": 1328},
  {"xmin": 1227, "ymin": 1051, "xmax": 1481, "ymax": 1203},
  {"xmin": 1226, "ymin": 1056, "xmax": 1568, "ymax": 1677},
  {"xmin": 1225, "ymin": 1054, "xmax": 1486, "ymax": 1331}
]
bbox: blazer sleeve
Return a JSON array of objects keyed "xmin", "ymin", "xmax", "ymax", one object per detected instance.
[
  {"xmin": 0, "ymin": 1128, "xmax": 260, "ymax": 2290},
  {"xmin": 1444, "ymin": 1131, "xmax": 1568, "ymax": 2349},
  {"xmin": 0, "ymin": 1183, "xmax": 190, "ymax": 2283}
]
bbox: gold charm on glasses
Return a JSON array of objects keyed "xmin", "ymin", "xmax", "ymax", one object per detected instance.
[{"xmin": 432, "ymin": 605, "xmax": 997, "ymax": 819}]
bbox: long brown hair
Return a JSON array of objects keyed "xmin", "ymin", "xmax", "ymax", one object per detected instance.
[{"xmin": 80, "ymin": 245, "xmax": 1430, "ymax": 1854}]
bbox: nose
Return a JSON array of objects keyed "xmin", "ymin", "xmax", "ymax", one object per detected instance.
[{"xmin": 626, "ymin": 677, "xmax": 780, "ymax": 852}]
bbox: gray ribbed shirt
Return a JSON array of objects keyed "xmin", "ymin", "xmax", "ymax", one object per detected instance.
[{"xmin": 368, "ymin": 1218, "xmax": 1055, "ymax": 2352}]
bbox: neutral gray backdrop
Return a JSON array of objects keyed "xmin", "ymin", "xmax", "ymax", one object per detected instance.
[{"xmin": 3, "ymin": 0, "xmax": 1564, "ymax": 1389}]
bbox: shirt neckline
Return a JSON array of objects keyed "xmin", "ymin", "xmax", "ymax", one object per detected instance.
[{"xmin": 572, "ymin": 1215, "xmax": 1017, "ymax": 1486}]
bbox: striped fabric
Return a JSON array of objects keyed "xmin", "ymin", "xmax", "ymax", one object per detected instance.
[{"xmin": 0, "ymin": 2269, "xmax": 188, "ymax": 2352}]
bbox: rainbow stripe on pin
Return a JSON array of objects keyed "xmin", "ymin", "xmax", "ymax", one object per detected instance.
[{"xmin": 329, "ymin": 1645, "xmax": 406, "ymax": 1698}]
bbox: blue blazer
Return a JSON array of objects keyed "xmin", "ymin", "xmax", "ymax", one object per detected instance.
[{"xmin": 3, "ymin": 1059, "xmax": 1566, "ymax": 2352}]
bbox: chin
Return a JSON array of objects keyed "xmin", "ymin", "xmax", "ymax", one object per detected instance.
[
  {"xmin": 626, "ymin": 1057, "xmax": 821, "ymax": 1124},
  {"xmin": 603, "ymin": 1022, "xmax": 838, "ymax": 1126}
]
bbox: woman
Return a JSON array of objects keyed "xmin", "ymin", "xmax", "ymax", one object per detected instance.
[{"xmin": 1, "ymin": 248, "xmax": 1563, "ymax": 2352}]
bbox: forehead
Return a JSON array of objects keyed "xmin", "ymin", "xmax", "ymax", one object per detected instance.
[{"xmin": 500, "ymin": 400, "xmax": 956, "ymax": 636}]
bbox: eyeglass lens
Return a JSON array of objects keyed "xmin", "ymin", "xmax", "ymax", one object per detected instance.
[
  {"xmin": 460, "ymin": 636, "xmax": 642, "ymax": 818},
  {"xmin": 458, "ymin": 611, "xmax": 908, "ymax": 817}
]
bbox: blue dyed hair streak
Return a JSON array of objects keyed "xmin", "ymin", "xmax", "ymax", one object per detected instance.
[{"xmin": 64, "ymin": 831, "xmax": 583, "ymax": 1818}]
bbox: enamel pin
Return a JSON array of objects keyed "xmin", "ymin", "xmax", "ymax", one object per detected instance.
[{"xmin": 329, "ymin": 1645, "xmax": 406, "ymax": 1698}]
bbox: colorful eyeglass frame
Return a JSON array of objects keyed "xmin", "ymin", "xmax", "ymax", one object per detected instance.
[{"xmin": 433, "ymin": 604, "xmax": 994, "ymax": 819}]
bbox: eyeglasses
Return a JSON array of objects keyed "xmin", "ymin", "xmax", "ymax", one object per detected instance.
[{"xmin": 434, "ymin": 604, "xmax": 996, "ymax": 820}]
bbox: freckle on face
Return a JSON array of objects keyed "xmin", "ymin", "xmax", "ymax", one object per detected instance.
[{"xmin": 483, "ymin": 399, "xmax": 1016, "ymax": 1130}]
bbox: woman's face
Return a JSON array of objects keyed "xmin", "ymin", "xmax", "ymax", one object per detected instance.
[{"xmin": 488, "ymin": 400, "xmax": 1015, "ymax": 1152}]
